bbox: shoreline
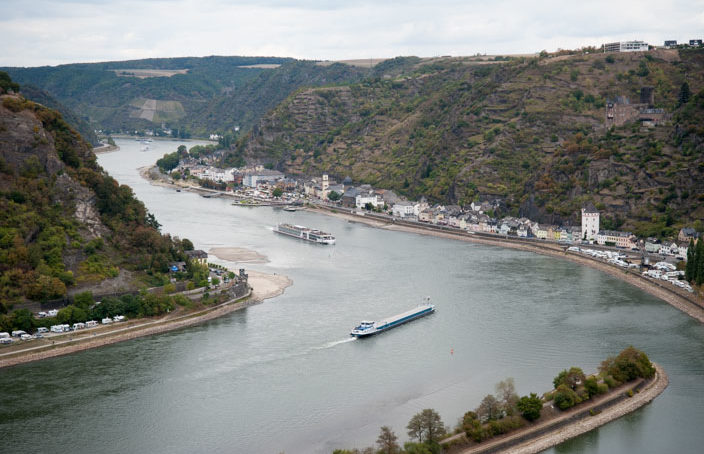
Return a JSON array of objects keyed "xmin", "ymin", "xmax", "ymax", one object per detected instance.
[
  {"xmin": 134, "ymin": 168, "xmax": 703, "ymax": 323},
  {"xmin": 0, "ymin": 272, "xmax": 292, "ymax": 369},
  {"xmin": 448, "ymin": 363, "xmax": 668, "ymax": 454},
  {"xmin": 309, "ymin": 206, "xmax": 704, "ymax": 323}
]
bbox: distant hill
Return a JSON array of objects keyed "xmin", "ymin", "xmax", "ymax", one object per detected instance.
[
  {"xmin": 232, "ymin": 49, "xmax": 704, "ymax": 236},
  {"xmin": 2, "ymin": 56, "xmax": 369, "ymax": 137},
  {"xmin": 0, "ymin": 74, "xmax": 187, "ymax": 305}
]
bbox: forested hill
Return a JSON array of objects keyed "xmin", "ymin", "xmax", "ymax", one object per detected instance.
[
  {"xmin": 233, "ymin": 50, "xmax": 704, "ymax": 235},
  {"xmin": 0, "ymin": 73, "xmax": 188, "ymax": 305},
  {"xmin": 18, "ymin": 84, "xmax": 100, "ymax": 146},
  {"xmin": 2, "ymin": 56, "xmax": 369, "ymax": 137}
]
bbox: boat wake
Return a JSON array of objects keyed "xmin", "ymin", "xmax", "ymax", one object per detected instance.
[{"xmin": 315, "ymin": 337, "xmax": 356, "ymax": 350}]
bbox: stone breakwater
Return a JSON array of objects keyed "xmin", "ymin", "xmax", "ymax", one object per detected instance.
[{"xmin": 449, "ymin": 364, "xmax": 668, "ymax": 454}]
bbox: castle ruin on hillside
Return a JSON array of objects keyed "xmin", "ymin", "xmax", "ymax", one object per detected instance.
[{"xmin": 605, "ymin": 87, "xmax": 669, "ymax": 128}]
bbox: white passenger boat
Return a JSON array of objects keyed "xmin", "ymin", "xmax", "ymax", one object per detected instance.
[{"xmin": 274, "ymin": 223, "xmax": 335, "ymax": 244}]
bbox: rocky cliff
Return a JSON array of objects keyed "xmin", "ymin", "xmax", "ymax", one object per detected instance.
[{"xmin": 0, "ymin": 76, "xmax": 184, "ymax": 304}]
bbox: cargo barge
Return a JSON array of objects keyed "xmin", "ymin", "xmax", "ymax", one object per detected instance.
[{"xmin": 350, "ymin": 300, "xmax": 435, "ymax": 337}]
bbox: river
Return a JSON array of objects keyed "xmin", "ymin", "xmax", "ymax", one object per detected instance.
[{"xmin": 1, "ymin": 138, "xmax": 703, "ymax": 454}]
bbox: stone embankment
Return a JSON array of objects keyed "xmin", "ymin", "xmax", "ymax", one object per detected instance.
[{"xmin": 447, "ymin": 364, "xmax": 668, "ymax": 454}]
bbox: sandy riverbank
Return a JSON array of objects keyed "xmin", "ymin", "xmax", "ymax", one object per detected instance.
[
  {"xmin": 92, "ymin": 144, "xmax": 119, "ymax": 154},
  {"xmin": 309, "ymin": 207, "xmax": 704, "ymax": 323},
  {"xmin": 0, "ymin": 271, "xmax": 292, "ymax": 369},
  {"xmin": 210, "ymin": 247, "xmax": 269, "ymax": 263}
]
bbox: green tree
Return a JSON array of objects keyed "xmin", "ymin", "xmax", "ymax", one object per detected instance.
[
  {"xmin": 406, "ymin": 409, "xmax": 445, "ymax": 443},
  {"xmin": 376, "ymin": 426, "xmax": 400, "ymax": 454},
  {"xmin": 328, "ymin": 190, "xmax": 341, "ymax": 201},
  {"xmin": 516, "ymin": 393, "xmax": 543, "ymax": 421},
  {"xmin": 600, "ymin": 346, "xmax": 655, "ymax": 382},
  {"xmin": 678, "ymin": 82, "xmax": 691, "ymax": 107},
  {"xmin": 57, "ymin": 305, "xmax": 87, "ymax": 325},
  {"xmin": 0, "ymin": 71, "xmax": 20, "ymax": 93},
  {"xmin": 272, "ymin": 187, "xmax": 284, "ymax": 198},
  {"xmin": 685, "ymin": 238, "xmax": 695, "ymax": 281},
  {"xmin": 73, "ymin": 291, "xmax": 94, "ymax": 310},
  {"xmin": 10, "ymin": 309, "xmax": 34, "ymax": 332},
  {"xmin": 553, "ymin": 367, "xmax": 585, "ymax": 390},
  {"xmin": 181, "ymin": 238, "xmax": 194, "ymax": 251},
  {"xmin": 364, "ymin": 202, "xmax": 374, "ymax": 211}
]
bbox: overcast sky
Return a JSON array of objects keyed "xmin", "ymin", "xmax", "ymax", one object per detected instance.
[{"xmin": 2, "ymin": 0, "xmax": 703, "ymax": 67}]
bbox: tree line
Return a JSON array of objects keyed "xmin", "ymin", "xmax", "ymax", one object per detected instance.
[{"xmin": 333, "ymin": 346, "xmax": 655, "ymax": 453}]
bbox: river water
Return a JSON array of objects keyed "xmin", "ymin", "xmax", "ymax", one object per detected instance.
[{"xmin": 1, "ymin": 138, "xmax": 703, "ymax": 454}]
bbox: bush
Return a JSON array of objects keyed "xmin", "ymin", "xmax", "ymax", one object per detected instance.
[
  {"xmin": 603, "ymin": 375, "xmax": 619, "ymax": 389},
  {"xmin": 516, "ymin": 393, "xmax": 543, "ymax": 421},
  {"xmin": 597, "ymin": 383, "xmax": 609, "ymax": 394},
  {"xmin": 584, "ymin": 376, "xmax": 599, "ymax": 398},
  {"xmin": 553, "ymin": 385, "xmax": 579, "ymax": 410},
  {"xmin": 487, "ymin": 416, "xmax": 524, "ymax": 436}
]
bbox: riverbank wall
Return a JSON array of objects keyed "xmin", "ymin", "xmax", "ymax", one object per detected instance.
[{"xmin": 445, "ymin": 363, "xmax": 668, "ymax": 454}]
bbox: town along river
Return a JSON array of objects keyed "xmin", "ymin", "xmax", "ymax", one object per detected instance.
[{"xmin": 1, "ymin": 138, "xmax": 703, "ymax": 454}]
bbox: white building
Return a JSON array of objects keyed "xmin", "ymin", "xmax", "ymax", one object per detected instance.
[
  {"xmin": 356, "ymin": 193, "xmax": 380, "ymax": 209},
  {"xmin": 603, "ymin": 41, "xmax": 649, "ymax": 53},
  {"xmin": 596, "ymin": 230, "xmax": 637, "ymax": 249},
  {"xmin": 392, "ymin": 202, "xmax": 420, "ymax": 218},
  {"xmin": 243, "ymin": 170, "xmax": 285, "ymax": 187},
  {"xmin": 581, "ymin": 204, "xmax": 600, "ymax": 241}
]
